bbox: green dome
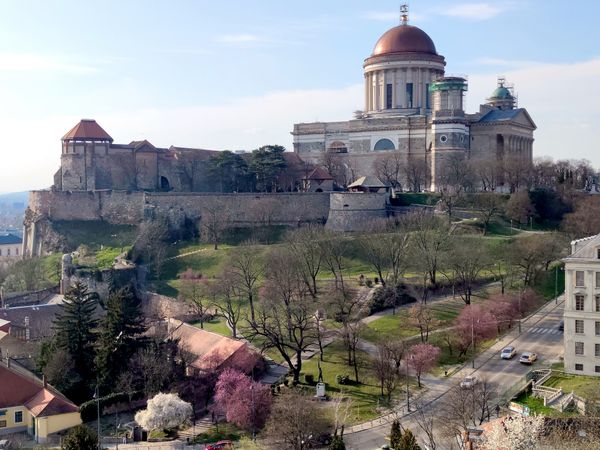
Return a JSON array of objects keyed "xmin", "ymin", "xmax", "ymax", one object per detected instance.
[{"xmin": 491, "ymin": 86, "xmax": 513, "ymax": 99}]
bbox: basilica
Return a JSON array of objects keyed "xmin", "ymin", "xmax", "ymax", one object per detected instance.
[{"xmin": 292, "ymin": 8, "xmax": 536, "ymax": 191}]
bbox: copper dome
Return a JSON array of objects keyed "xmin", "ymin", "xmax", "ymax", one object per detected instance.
[{"xmin": 372, "ymin": 25, "xmax": 437, "ymax": 56}]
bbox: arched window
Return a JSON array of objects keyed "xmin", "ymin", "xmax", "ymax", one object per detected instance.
[
  {"xmin": 328, "ymin": 141, "xmax": 348, "ymax": 153},
  {"xmin": 374, "ymin": 138, "xmax": 395, "ymax": 151}
]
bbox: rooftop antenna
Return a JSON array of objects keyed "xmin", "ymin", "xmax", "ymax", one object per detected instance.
[{"xmin": 400, "ymin": 3, "xmax": 409, "ymax": 25}]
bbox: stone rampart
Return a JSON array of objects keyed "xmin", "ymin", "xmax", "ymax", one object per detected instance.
[{"xmin": 326, "ymin": 192, "xmax": 388, "ymax": 231}]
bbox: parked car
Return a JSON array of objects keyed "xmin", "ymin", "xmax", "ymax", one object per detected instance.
[
  {"xmin": 206, "ymin": 441, "xmax": 234, "ymax": 450},
  {"xmin": 460, "ymin": 375, "xmax": 478, "ymax": 389},
  {"xmin": 0, "ymin": 440, "xmax": 10, "ymax": 450},
  {"xmin": 519, "ymin": 352, "xmax": 538, "ymax": 365},
  {"xmin": 559, "ymin": 320, "xmax": 564, "ymax": 331},
  {"xmin": 500, "ymin": 346, "xmax": 517, "ymax": 359}
]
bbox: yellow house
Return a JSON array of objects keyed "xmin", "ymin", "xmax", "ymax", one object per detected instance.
[{"xmin": 0, "ymin": 359, "xmax": 81, "ymax": 443}]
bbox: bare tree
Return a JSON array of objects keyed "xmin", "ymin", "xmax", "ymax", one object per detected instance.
[
  {"xmin": 229, "ymin": 241, "xmax": 263, "ymax": 321},
  {"xmin": 373, "ymin": 342, "xmax": 398, "ymax": 400},
  {"xmin": 359, "ymin": 219, "xmax": 410, "ymax": 286},
  {"xmin": 178, "ymin": 269, "xmax": 211, "ymax": 328},
  {"xmin": 246, "ymin": 249, "xmax": 317, "ymax": 384},
  {"xmin": 403, "ymin": 211, "xmax": 453, "ymax": 288},
  {"xmin": 470, "ymin": 156, "xmax": 502, "ymax": 192},
  {"xmin": 442, "ymin": 237, "xmax": 490, "ymax": 304},
  {"xmin": 264, "ymin": 390, "xmax": 331, "ymax": 450},
  {"xmin": 132, "ymin": 219, "xmax": 170, "ymax": 279},
  {"xmin": 210, "ymin": 270, "xmax": 243, "ymax": 338},
  {"xmin": 437, "ymin": 152, "xmax": 475, "ymax": 221},
  {"xmin": 319, "ymin": 230, "xmax": 348, "ymax": 294},
  {"xmin": 341, "ymin": 319, "xmax": 365, "ymax": 383},
  {"xmin": 404, "ymin": 157, "xmax": 430, "ymax": 192},
  {"xmin": 412, "ymin": 401, "xmax": 437, "ymax": 450},
  {"xmin": 286, "ymin": 225, "xmax": 324, "ymax": 297},
  {"xmin": 373, "ymin": 153, "xmax": 403, "ymax": 190},
  {"xmin": 408, "ymin": 303, "xmax": 440, "ymax": 342},
  {"xmin": 200, "ymin": 202, "xmax": 231, "ymax": 250},
  {"xmin": 473, "ymin": 193, "xmax": 505, "ymax": 235}
]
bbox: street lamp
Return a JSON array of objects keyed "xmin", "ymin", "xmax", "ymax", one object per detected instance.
[{"xmin": 405, "ymin": 355, "xmax": 413, "ymax": 412}]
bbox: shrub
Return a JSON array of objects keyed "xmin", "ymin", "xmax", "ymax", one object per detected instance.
[
  {"xmin": 305, "ymin": 374, "xmax": 315, "ymax": 385},
  {"xmin": 336, "ymin": 374, "xmax": 350, "ymax": 385},
  {"xmin": 369, "ymin": 283, "xmax": 416, "ymax": 314},
  {"xmin": 61, "ymin": 425, "xmax": 97, "ymax": 450},
  {"xmin": 365, "ymin": 279, "xmax": 373, "ymax": 288}
]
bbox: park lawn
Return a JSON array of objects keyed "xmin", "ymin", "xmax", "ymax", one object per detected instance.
[
  {"xmin": 361, "ymin": 311, "xmax": 421, "ymax": 344},
  {"xmin": 192, "ymin": 423, "xmax": 244, "ymax": 444},
  {"xmin": 300, "ymin": 340, "xmax": 402, "ymax": 424},
  {"xmin": 514, "ymin": 393, "xmax": 578, "ymax": 417},
  {"xmin": 193, "ymin": 317, "xmax": 232, "ymax": 337},
  {"xmin": 543, "ymin": 373, "xmax": 600, "ymax": 398}
]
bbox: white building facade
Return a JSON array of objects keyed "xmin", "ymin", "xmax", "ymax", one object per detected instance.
[
  {"xmin": 0, "ymin": 234, "xmax": 22, "ymax": 265},
  {"xmin": 563, "ymin": 235, "xmax": 600, "ymax": 376}
]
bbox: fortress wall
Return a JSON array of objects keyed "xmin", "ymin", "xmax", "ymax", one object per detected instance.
[
  {"xmin": 326, "ymin": 192, "xmax": 388, "ymax": 231},
  {"xmin": 28, "ymin": 190, "xmax": 331, "ymax": 226},
  {"xmin": 144, "ymin": 192, "xmax": 331, "ymax": 226}
]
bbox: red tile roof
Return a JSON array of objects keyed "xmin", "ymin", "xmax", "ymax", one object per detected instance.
[
  {"xmin": 0, "ymin": 361, "xmax": 78, "ymax": 417},
  {"xmin": 305, "ymin": 167, "xmax": 333, "ymax": 180},
  {"xmin": 62, "ymin": 119, "xmax": 113, "ymax": 142}
]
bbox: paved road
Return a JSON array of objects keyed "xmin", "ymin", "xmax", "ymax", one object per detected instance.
[{"xmin": 345, "ymin": 298, "xmax": 565, "ymax": 450}]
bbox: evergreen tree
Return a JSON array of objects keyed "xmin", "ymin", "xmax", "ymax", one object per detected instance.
[
  {"xmin": 329, "ymin": 431, "xmax": 346, "ymax": 450},
  {"xmin": 390, "ymin": 420, "xmax": 402, "ymax": 450},
  {"xmin": 95, "ymin": 286, "xmax": 147, "ymax": 389},
  {"xmin": 53, "ymin": 282, "xmax": 99, "ymax": 391},
  {"xmin": 398, "ymin": 428, "xmax": 421, "ymax": 450},
  {"xmin": 249, "ymin": 145, "xmax": 287, "ymax": 192}
]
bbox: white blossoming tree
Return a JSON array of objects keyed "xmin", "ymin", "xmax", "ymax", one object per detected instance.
[
  {"xmin": 135, "ymin": 393, "xmax": 193, "ymax": 432},
  {"xmin": 482, "ymin": 414, "xmax": 545, "ymax": 450}
]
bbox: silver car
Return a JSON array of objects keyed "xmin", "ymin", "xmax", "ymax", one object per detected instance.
[{"xmin": 501, "ymin": 346, "xmax": 517, "ymax": 359}]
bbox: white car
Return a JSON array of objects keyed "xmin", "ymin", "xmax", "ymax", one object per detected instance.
[
  {"xmin": 460, "ymin": 375, "xmax": 478, "ymax": 389},
  {"xmin": 500, "ymin": 346, "xmax": 517, "ymax": 359}
]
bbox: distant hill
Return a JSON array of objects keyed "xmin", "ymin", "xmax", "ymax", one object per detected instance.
[{"xmin": 0, "ymin": 191, "xmax": 28, "ymax": 206}]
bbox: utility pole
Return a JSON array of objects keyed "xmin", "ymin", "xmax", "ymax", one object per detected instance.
[
  {"xmin": 471, "ymin": 313, "xmax": 475, "ymax": 369},
  {"xmin": 405, "ymin": 357, "xmax": 410, "ymax": 412}
]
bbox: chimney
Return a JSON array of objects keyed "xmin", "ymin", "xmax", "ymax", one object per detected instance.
[
  {"xmin": 6, "ymin": 356, "xmax": 10, "ymax": 368},
  {"xmin": 43, "ymin": 374, "xmax": 47, "ymax": 388}
]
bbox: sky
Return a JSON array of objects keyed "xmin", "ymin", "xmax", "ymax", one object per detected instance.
[{"xmin": 1, "ymin": 0, "xmax": 600, "ymax": 192}]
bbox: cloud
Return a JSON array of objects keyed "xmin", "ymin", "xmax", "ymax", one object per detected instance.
[
  {"xmin": 437, "ymin": 3, "xmax": 513, "ymax": 21},
  {"xmin": 0, "ymin": 53, "xmax": 97, "ymax": 74}
]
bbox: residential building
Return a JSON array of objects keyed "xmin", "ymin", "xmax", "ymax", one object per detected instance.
[
  {"xmin": 563, "ymin": 234, "xmax": 600, "ymax": 376},
  {"xmin": 0, "ymin": 358, "xmax": 81, "ymax": 443},
  {"xmin": 0, "ymin": 234, "xmax": 22, "ymax": 264}
]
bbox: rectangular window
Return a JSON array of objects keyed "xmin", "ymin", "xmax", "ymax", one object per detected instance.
[
  {"xmin": 576, "ymin": 271, "xmax": 585, "ymax": 287},
  {"xmin": 15, "ymin": 248, "xmax": 18, "ymax": 256},
  {"xmin": 406, "ymin": 83, "xmax": 413, "ymax": 108},
  {"xmin": 575, "ymin": 342, "xmax": 584, "ymax": 355},
  {"xmin": 14, "ymin": 411, "xmax": 22, "ymax": 423},
  {"xmin": 386, "ymin": 83, "xmax": 393, "ymax": 109},
  {"xmin": 0, "ymin": 420, "xmax": 5, "ymax": 428},
  {"xmin": 425, "ymin": 83, "xmax": 430, "ymax": 109},
  {"xmin": 596, "ymin": 344, "xmax": 600, "ymax": 357},
  {"xmin": 596, "ymin": 296, "xmax": 600, "ymax": 312},
  {"xmin": 0, "ymin": 410, "xmax": 5, "ymax": 416},
  {"xmin": 596, "ymin": 366, "xmax": 600, "ymax": 373},
  {"xmin": 575, "ymin": 319, "xmax": 584, "ymax": 334},
  {"xmin": 597, "ymin": 249, "xmax": 600, "ymax": 259},
  {"xmin": 596, "ymin": 272, "xmax": 600, "ymax": 287},
  {"xmin": 0, "ymin": 249, "xmax": 2, "ymax": 256},
  {"xmin": 575, "ymin": 295, "xmax": 585, "ymax": 311},
  {"xmin": 596, "ymin": 321, "xmax": 600, "ymax": 336},
  {"xmin": 575, "ymin": 363, "xmax": 584, "ymax": 371}
]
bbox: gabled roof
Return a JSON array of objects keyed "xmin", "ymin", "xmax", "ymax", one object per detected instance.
[
  {"xmin": 305, "ymin": 167, "xmax": 334, "ymax": 181},
  {"xmin": 62, "ymin": 119, "xmax": 113, "ymax": 142},
  {"xmin": 567, "ymin": 234, "xmax": 600, "ymax": 259},
  {"xmin": 0, "ymin": 234, "xmax": 22, "ymax": 245},
  {"xmin": 348, "ymin": 175, "xmax": 388, "ymax": 188},
  {"xmin": 168, "ymin": 319, "xmax": 248, "ymax": 371},
  {"xmin": 0, "ymin": 361, "xmax": 78, "ymax": 417},
  {"xmin": 476, "ymin": 108, "xmax": 537, "ymax": 129},
  {"xmin": 131, "ymin": 140, "xmax": 159, "ymax": 153}
]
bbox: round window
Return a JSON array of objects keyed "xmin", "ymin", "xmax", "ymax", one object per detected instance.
[{"xmin": 440, "ymin": 135, "xmax": 448, "ymax": 143}]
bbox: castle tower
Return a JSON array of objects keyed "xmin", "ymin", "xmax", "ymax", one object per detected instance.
[
  {"xmin": 363, "ymin": 4, "xmax": 445, "ymax": 116},
  {"xmin": 59, "ymin": 119, "xmax": 113, "ymax": 190},
  {"xmin": 429, "ymin": 76, "xmax": 469, "ymax": 191}
]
